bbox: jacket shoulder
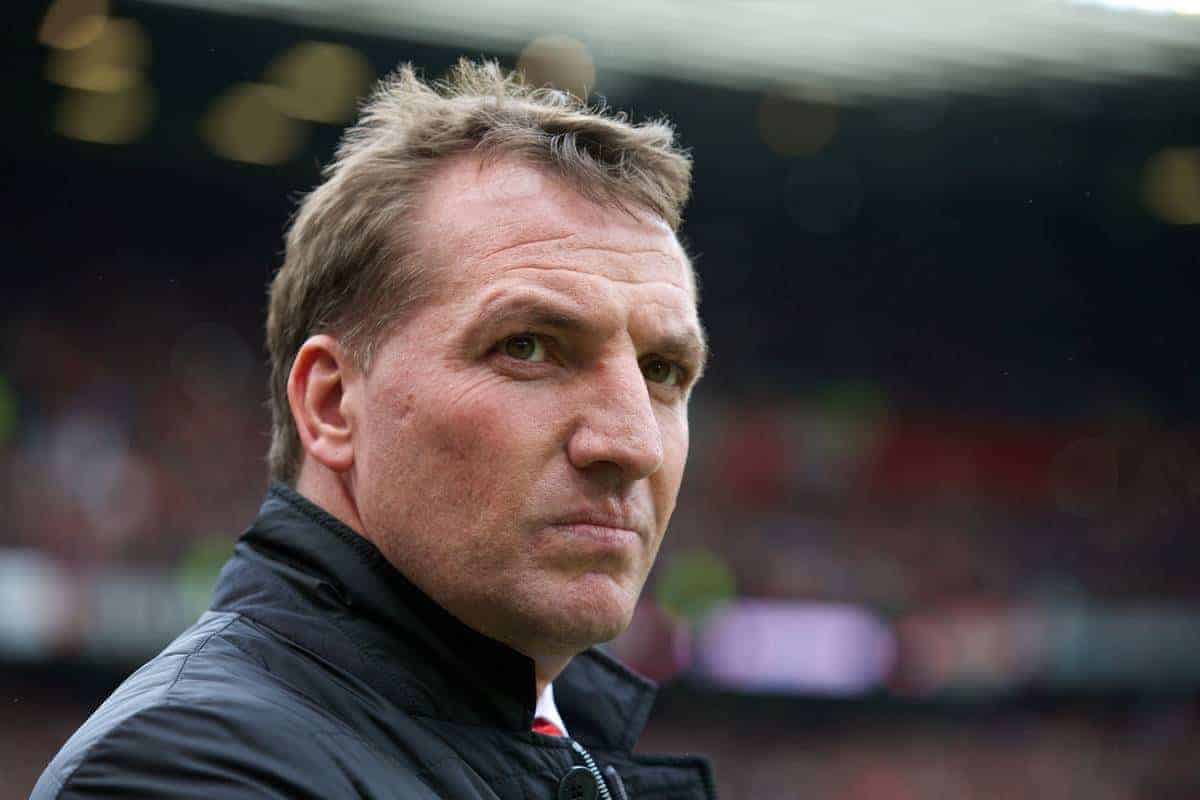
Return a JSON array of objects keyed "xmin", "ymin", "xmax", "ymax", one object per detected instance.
[{"xmin": 33, "ymin": 612, "xmax": 440, "ymax": 799}]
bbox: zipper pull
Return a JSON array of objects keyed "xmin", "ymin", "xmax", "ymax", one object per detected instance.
[
  {"xmin": 566, "ymin": 739, "xmax": 612, "ymax": 800},
  {"xmin": 603, "ymin": 765, "xmax": 630, "ymax": 800}
]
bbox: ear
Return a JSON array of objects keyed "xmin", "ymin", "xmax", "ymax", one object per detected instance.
[{"xmin": 287, "ymin": 334, "xmax": 358, "ymax": 474}]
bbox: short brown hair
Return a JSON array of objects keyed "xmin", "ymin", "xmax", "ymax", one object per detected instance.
[{"xmin": 265, "ymin": 58, "xmax": 694, "ymax": 484}]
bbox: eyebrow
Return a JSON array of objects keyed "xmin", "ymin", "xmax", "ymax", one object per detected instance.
[{"xmin": 476, "ymin": 292, "xmax": 710, "ymax": 379}]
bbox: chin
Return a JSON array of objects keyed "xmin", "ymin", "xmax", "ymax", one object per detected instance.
[{"xmin": 543, "ymin": 572, "xmax": 638, "ymax": 647}]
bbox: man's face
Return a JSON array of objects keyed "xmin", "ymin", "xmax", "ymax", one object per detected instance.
[{"xmin": 348, "ymin": 155, "xmax": 704, "ymax": 661}]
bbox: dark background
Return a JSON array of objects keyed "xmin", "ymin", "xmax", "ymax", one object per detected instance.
[{"xmin": 3, "ymin": 1, "xmax": 1198, "ymax": 797}]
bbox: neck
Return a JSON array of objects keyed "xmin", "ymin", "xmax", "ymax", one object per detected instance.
[
  {"xmin": 534, "ymin": 654, "xmax": 572, "ymax": 700},
  {"xmin": 296, "ymin": 463, "xmax": 576, "ymax": 707},
  {"xmin": 295, "ymin": 464, "xmax": 367, "ymax": 535}
]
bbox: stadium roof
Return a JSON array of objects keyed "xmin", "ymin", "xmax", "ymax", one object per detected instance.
[{"xmin": 144, "ymin": 0, "xmax": 1200, "ymax": 96}]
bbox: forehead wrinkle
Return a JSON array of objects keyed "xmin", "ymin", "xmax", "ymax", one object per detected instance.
[
  {"xmin": 474, "ymin": 227, "xmax": 687, "ymax": 281},
  {"xmin": 470, "ymin": 220, "xmax": 675, "ymax": 261},
  {"xmin": 476, "ymin": 232, "xmax": 576, "ymax": 264},
  {"xmin": 496, "ymin": 262, "xmax": 691, "ymax": 292},
  {"xmin": 553, "ymin": 239, "xmax": 686, "ymax": 273},
  {"xmin": 559, "ymin": 244, "xmax": 678, "ymax": 258}
]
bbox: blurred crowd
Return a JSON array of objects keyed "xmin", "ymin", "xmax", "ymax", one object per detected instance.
[
  {"xmin": 2, "ymin": 289, "xmax": 268, "ymax": 568},
  {"xmin": 671, "ymin": 398, "xmax": 1198, "ymax": 607},
  {"xmin": 3, "ymin": 289, "xmax": 1194, "ymax": 610},
  {"xmin": 640, "ymin": 698, "xmax": 1200, "ymax": 800}
]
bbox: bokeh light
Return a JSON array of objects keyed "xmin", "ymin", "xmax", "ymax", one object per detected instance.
[
  {"xmin": 758, "ymin": 87, "xmax": 840, "ymax": 157},
  {"xmin": 45, "ymin": 17, "xmax": 150, "ymax": 93},
  {"xmin": 37, "ymin": 0, "xmax": 109, "ymax": 51},
  {"xmin": 0, "ymin": 375, "xmax": 16, "ymax": 446},
  {"xmin": 264, "ymin": 41, "xmax": 374, "ymax": 124},
  {"xmin": 517, "ymin": 35, "xmax": 596, "ymax": 100},
  {"xmin": 1142, "ymin": 147, "xmax": 1200, "ymax": 224},
  {"xmin": 201, "ymin": 82, "xmax": 308, "ymax": 165},
  {"xmin": 655, "ymin": 548, "xmax": 737, "ymax": 623},
  {"xmin": 54, "ymin": 83, "xmax": 155, "ymax": 144}
]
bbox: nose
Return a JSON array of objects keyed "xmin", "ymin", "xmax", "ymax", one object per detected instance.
[{"xmin": 566, "ymin": 357, "xmax": 664, "ymax": 484}]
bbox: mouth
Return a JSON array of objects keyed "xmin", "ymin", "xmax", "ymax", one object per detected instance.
[
  {"xmin": 542, "ymin": 509, "xmax": 647, "ymax": 557},
  {"xmin": 550, "ymin": 509, "xmax": 647, "ymax": 540},
  {"xmin": 546, "ymin": 521, "xmax": 641, "ymax": 546}
]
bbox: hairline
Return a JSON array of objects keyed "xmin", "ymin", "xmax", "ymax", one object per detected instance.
[{"xmin": 347, "ymin": 151, "xmax": 702, "ymax": 376}]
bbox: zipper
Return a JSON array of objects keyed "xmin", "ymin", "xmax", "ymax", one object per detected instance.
[{"xmin": 567, "ymin": 739, "xmax": 614, "ymax": 800}]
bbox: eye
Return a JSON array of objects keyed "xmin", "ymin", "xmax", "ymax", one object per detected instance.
[
  {"xmin": 642, "ymin": 356, "xmax": 685, "ymax": 387},
  {"xmin": 501, "ymin": 333, "xmax": 547, "ymax": 362}
]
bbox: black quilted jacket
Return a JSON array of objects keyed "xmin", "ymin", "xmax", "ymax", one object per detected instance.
[{"xmin": 33, "ymin": 485, "xmax": 716, "ymax": 799}]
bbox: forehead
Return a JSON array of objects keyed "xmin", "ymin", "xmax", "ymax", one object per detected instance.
[{"xmin": 414, "ymin": 154, "xmax": 696, "ymax": 303}]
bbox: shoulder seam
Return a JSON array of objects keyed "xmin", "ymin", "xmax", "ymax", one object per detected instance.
[
  {"xmin": 165, "ymin": 614, "xmax": 242, "ymax": 694},
  {"xmin": 226, "ymin": 567, "xmax": 437, "ymax": 713},
  {"xmin": 53, "ymin": 614, "xmax": 241, "ymax": 796}
]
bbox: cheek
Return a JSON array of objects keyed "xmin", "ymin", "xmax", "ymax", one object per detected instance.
[
  {"xmin": 424, "ymin": 405, "xmax": 512, "ymax": 508},
  {"xmin": 657, "ymin": 412, "xmax": 690, "ymax": 492},
  {"xmin": 373, "ymin": 378, "xmax": 547, "ymax": 518},
  {"xmin": 644, "ymin": 412, "xmax": 689, "ymax": 547}
]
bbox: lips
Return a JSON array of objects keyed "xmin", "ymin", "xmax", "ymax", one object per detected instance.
[{"xmin": 549, "ymin": 510, "xmax": 646, "ymax": 540}]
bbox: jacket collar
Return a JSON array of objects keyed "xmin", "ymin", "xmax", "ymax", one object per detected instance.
[{"xmin": 211, "ymin": 484, "xmax": 657, "ymax": 753}]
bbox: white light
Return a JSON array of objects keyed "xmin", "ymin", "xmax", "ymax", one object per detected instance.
[
  {"xmin": 0, "ymin": 551, "xmax": 71, "ymax": 657},
  {"xmin": 694, "ymin": 600, "xmax": 896, "ymax": 695},
  {"xmin": 1071, "ymin": 0, "xmax": 1200, "ymax": 14},
  {"xmin": 134, "ymin": 0, "xmax": 1200, "ymax": 97}
]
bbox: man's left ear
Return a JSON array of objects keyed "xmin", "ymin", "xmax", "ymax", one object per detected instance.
[{"xmin": 287, "ymin": 334, "xmax": 358, "ymax": 474}]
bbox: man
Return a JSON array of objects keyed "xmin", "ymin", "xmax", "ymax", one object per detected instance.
[{"xmin": 34, "ymin": 60, "xmax": 713, "ymax": 799}]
